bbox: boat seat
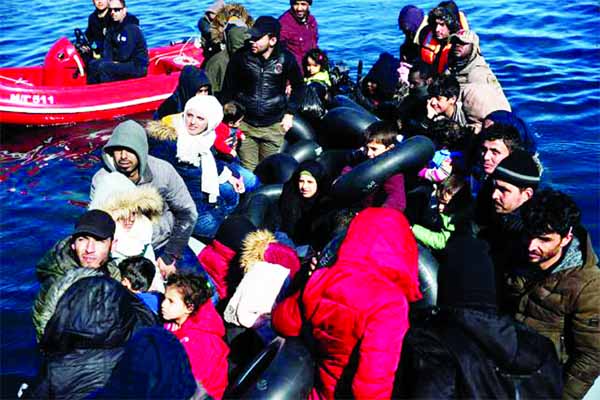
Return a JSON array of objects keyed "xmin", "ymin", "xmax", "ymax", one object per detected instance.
[{"xmin": 150, "ymin": 54, "xmax": 200, "ymax": 75}]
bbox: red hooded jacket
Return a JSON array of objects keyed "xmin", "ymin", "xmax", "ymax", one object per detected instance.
[
  {"xmin": 198, "ymin": 239, "xmax": 237, "ymax": 300},
  {"xmin": 272, "ymin": 208, "xmax": 421, "ymax": 399},
  {"xmin": 165, "ymin": 301, "xmax": 229, "ymax": 399}
]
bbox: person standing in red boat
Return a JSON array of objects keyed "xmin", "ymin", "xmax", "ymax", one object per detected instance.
[{"xmin": 87, "ymin": 0, "xmax": 148, "ymax": 84}]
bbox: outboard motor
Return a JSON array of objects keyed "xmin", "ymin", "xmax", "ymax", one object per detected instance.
[{"xmin": 42, "ymin": 37, "xmax": 87, "ymax": 86}]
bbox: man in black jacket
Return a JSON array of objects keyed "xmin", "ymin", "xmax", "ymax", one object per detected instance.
[
  {"xmin": 220, "ymin": 16, "xmax": 303, "ymax": 170},
  {"xmin": 82, "ymin": 0, "xmax": 110, "ymax": 60},
  {"xmin": 87, "ymin": 0, "xmax": 148, "ymax": 84}
]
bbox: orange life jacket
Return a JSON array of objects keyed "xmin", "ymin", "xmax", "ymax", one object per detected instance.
[{"xmin": 420, "ymin": 30, "xmax": 451, "ymax": 74}]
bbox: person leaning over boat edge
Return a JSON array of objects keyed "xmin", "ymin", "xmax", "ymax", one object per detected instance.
[
  {"xmin": 86, "ymin": 0, "xmax": 148, "ymax": 84},
  {"xmin": 90, "ymin": 120, "xmax": 198, "ymax": 278}
]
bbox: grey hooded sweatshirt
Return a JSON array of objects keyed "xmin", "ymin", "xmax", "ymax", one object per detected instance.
[{"xmin": 91, "ymin": 120, "xmax": 198, "ymax": 264}]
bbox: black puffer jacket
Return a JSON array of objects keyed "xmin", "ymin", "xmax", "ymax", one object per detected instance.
[
  {"xmin": 396, "ymin": 307, "xmax": 563, "ymax": 399},
  {"xmin": 221, "ymin": 45, "xmax": 303, "ymax": 127},
  {"xmin": 26, "ymin": 270, "xmax": 157, "ymax": 399}
]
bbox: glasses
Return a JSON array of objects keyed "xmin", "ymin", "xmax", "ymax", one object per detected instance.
[{"xmin": 110, "ymin": 7, "xmax": 123, "ymax": 13}]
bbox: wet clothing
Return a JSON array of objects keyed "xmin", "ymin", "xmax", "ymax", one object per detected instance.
[
  {"xmin": 92, "ymin": 122, "xmax": 198, "ymax": 265},
  {"xmin": 204, "ymin": 25, "xmax": 248, "ymax": 95},
  {"xmin": 273, "ymin": 208, "xmax": 422, "ymax": 399},
  {"xmin": 87, "ymin": 14, "xmax": 148, "ymax": 83},
  {"xmin": 278, "ymin": 9, "xmax": 319, "ymax": 69},
  {"xmin": 221, "ymin": 45, "xmax": 303, "ymax": 128},
  {"xmin": 165, "ymin": 301, "xmax": 229, "ymax": 399},
  {"xmin": 32, "ymin": 237, "xmax": 120, "ymax": 341},
  {"xmin": 397, "ymin": 307, "xmax": 563, "ymax": 399},
  {"xmin": 155, "ymin": 66, "xmax": 211, "ymax": 120},
  {"xmin": 449, "ymin": 32, "xmax": 511, "ymax": 133},
  {"xmin": 27, "ymin": 269, "xmax": 157, "ymax": 400},
  {"xmin": 505, "ymin": 228, "xmax": 600, "ymax": 400}
]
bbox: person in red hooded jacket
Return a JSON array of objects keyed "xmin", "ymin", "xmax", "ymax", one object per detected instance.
[{"xmin": 272, "ymin": 207, "xmax": 422, "ymax": 399}]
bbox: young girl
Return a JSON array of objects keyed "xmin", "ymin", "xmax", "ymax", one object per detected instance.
[
  {"xmin": 162, "ymin": 272, "xmax": 229, "ymax": 399},
  {"xmin": 303, "ymin": 48, "xmax": 332, "ymax": 87},
  {"xmin": 412, "ymin": 174, "xmax": 473, "ymax": 251}
]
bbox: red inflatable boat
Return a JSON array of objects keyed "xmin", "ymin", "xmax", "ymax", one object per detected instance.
[{"xmin": 0, "ymin": 37, "xmax": 204, "ymax": 126}]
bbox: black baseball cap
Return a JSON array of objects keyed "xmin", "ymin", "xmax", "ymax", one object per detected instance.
[
  {"xmin": 248, "ymin": 16, "xmax": 281, "ymax": 40},
  {"xmin": 73, "ymin": 210, "xmax": 116, "ymax": 240}
]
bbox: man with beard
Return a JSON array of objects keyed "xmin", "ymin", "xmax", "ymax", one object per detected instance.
[
  {"xmin": 91, "ymin": 120, "xmax": 198, "ymax": 277},
  {"xmin": 221, "ymin": 16, "xmax": 303, "ymax": 170},
  {"xmin": 448, "ymin": 29, "xmax": 511, "ymax": 133},
  {"xmin": 504, "ymin": 189, "xmax": 600, "ymax": 400},
  {"xmin": 279, "ymin": 0, "xmax": 319, "ymax": 69}
]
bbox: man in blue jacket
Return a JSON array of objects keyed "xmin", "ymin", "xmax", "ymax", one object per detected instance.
[{"xmin": 87, "ymin": 0, "xmax": 148, "ymax": 83}]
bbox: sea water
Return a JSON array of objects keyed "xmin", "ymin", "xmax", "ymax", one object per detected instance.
[{"xmin": 1, "ymin": 0, "xmax": 599, "ymax": 396}]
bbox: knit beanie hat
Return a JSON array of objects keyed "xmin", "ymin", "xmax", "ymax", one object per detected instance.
[
  {"xmin": 290, "ymin": 0, "xmax": 312, "ymax": 5},
  {"xmin": 437, "ymin": 236, "xmax": 497, "ymax": 310},
  {"xmin": 215, "ymin": 215, "xmax": 257, "ymax": 253},
  {"xmin": 491, "ymin": 148, "xmax": 540, "ymax": 189},
  {"xmin": 398, "ymin": 5, "xmax": 424, "ymax": 34}
]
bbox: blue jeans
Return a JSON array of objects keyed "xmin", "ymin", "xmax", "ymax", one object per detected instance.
[{"xmin": 229, "ymin": 161, "xmax": 261, "ymax": 193}]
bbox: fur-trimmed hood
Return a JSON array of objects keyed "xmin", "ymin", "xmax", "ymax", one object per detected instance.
[
  {"xmin": 146, "ymin": 119, "xmax": 178, "ymax": 142},
  {"xmin": 89, "ymin": 171, "xmax": 164, "ymax": 223},
  {"xmin": 239, "ymin": 230, "xmax": 277, "ymax": 274},
  {"xmin": 210, "ymin": 3, "xmax": 254, "ymax": 44}
]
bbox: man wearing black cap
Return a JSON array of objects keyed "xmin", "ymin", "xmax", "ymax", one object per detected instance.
[
  {"xmin": 220, "ymin": 15, "xmax": 303, "ymax": 171},
  {"xmin": 33, "ymin": 209, "xmax": 121, "ymax": 339},
  {"xmin": 397, "ymin": 236, "xmax": 563, "ymax": 399}
]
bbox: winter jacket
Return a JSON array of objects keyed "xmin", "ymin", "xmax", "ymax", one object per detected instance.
[
  {"xmin": 204, "ymin": 25, "xmax": 248, "ymax": 94},
  {"xmin": 27, "ymin": 269, "xmax": 157, "ymax": 399},
  {"xmin": 278, "ymin": 9, "xmax": 319, "ymax": 69},
  {"xmin": 102, "ymin": 14, "xmax": 148, "ymax": 70},
  {"xmin": 214, "ymin": 122, "xmax": 245, "ymax": 158},
  {"xmin": 220, "ymin": 45, "xmax": 303, "ymax": 127},
  {"xmin": 198, "ymin": 239, "xmax": 237, "ymax": 300},
  {"xmin": 155, "ymin": 66, "xmax": 211, "ymax": 120},
  {"xmin": 165, "ymin": 301, "xmax": 229, "ymax": 399},
  {"xmin": 397, "ymin": 307, "xmax": 563, "ymax": 399},
  {"xmin": 88, "ymin": 327, "xmax": 200, "ymax": 399},
  {"xmin": 91, "ymin": 121, "xmax": 198, "ymax": 265},
  {"xmin": 505, "ymin": 227, "xmax": 600, "ymax": 400},
  {"xmin": 272, "ymin": 208, "xmax": 422, "ymax": 399},
  {"xmin": 449, "ymin": 32, "xmax": 511, "ymax": 133},
  {"xmin": 32, "ymin": 237, "xmax": 121, "ymax": 341}
]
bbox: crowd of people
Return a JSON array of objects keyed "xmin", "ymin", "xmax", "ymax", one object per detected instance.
[{"xmin": 24, "ymin": 1, "xmax": 599, "ymax": 399}]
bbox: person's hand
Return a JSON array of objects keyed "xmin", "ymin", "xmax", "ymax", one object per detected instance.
[
  {"xmin": 280, "ymin": 114, "xmax": 294, "ymax": 133},
  {"xmin": 230, "ymin": 149, "xmax": 237, "ymax": 158},
  {"xmin": 224, "ymin": 136, "xmax": 235, "ymax": 147},
  {"xmin": 285, "ymin": 83, "xmax": 292, "ymax": 97},
  {"xmin": 229, "ymin": 176, "xmax": 245, "ymax": 193},
  {"xmin": 157, "ymin": 257, "xmax": 176, "ymax": 278},
  {"xmin": 80, "ymin": 45, "xmax": 91, "ymax": 54},
  {"xmin": 426, "ymin": 98, "xmax": 438, "ymax": 120}
]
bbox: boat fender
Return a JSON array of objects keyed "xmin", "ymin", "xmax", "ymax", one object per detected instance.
[
  {"xmin": 239, "ymin": 193, "xmax": 275, "ymax": 229},
  {"xmin": 237, "ymin": 184, "xmax": 284, "ymax": 217},
  {"xmin": 285, "ymin": 114, "xmax": 318, "ymax": 144},
  {"xmin": 281, "ymin": 139, "xmax": 322, "ymax": 164},
  {"xmin": 318, "ymin": 106, "xmax": 379, "ymax": 149},
  {"xmin": 331, "ymin": 94, "xmax": 371, "ymax": 114},
  {"xmin": 413, "ymin": 244, "xmax": 439, "ymax": 308},
  {"xmin": 226, "ymin": 337, "xmax": 315, "ymax": 399},
  {"xmin": 331, "ymin": 135, "xmax": 435, "ymax": 204},
  {"xmin": 254, "ymin": 153, "xmax": 298, "ymax": 185}
]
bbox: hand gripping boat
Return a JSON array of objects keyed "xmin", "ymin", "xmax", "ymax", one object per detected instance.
[{"xmin": 0, "ymin": 37, "xmax": 203, "ymax": 126}]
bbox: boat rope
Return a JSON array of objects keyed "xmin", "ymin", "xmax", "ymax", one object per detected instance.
[{"xmin": 0, "ymin": 75, "xmax": 34, "ymax": 87}]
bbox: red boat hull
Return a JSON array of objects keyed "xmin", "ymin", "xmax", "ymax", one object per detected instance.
[{"xmin": 0, "ymin": 38, "xmax": 204, "ymax": 126}]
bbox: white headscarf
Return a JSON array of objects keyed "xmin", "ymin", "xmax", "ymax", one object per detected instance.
[{"xmin": 176, "ymin": 95, "xmax": 224, "ymax": 203}]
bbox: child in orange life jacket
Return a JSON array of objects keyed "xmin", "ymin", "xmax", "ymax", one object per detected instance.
[
  {"xmin": 162, "ymin": 272, "xmax": 229, "ymax": 399},
  {"xmin": 214, "ymin": 100, "xmax": 260, "ymax": 191},
  {"xmin": 303, "ymin": 48, "xmax": 332, "ymax": 87}
]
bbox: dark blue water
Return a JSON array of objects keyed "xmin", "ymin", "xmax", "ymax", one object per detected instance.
[{"xmin": 1, "ymin": 0, "xmax": 599, "ymax": 395}]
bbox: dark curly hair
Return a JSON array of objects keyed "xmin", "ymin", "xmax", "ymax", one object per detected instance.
[
  {"xmin": 428, "ymin": 6, "xmax": 459, "ymax": 34},
  {"xmin": 480, "ymin": 123, "xmax": 523, "ymax": 153},
  {"xmin": 521, "ymin": 189, "xmax": 581, "ymax": 238},
  {"xmin": 428, "ymin": 117, "xmax": 469, "ymax": 151},
  {"xmin": 166, "ymin": 272, "xmax": 214, "ymax": 315},
  {"xmin": 428, "ymin": 75, "xmax": 460, "ymax": 100},
  {"xmin": 303, "ymin": 48, "xmax": 330, "ymax": 75}
]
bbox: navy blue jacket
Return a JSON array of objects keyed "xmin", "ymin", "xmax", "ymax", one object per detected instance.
[{"xmin": 102, "ymin": 14, "xmax": 148, "ymax": 69}]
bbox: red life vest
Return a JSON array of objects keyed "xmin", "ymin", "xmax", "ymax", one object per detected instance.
[{"xmin": 420, "ymin": 30, "xmax": 451, "ymax": 74}]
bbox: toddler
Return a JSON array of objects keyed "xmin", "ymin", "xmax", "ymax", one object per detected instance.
[
  {"xmin": 119, "ymin": 256, "xmax": 163, "ymax": 314},
  {"xmin": 303, "ymin": 48, "xmax": 332, "ymax": 87}
]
